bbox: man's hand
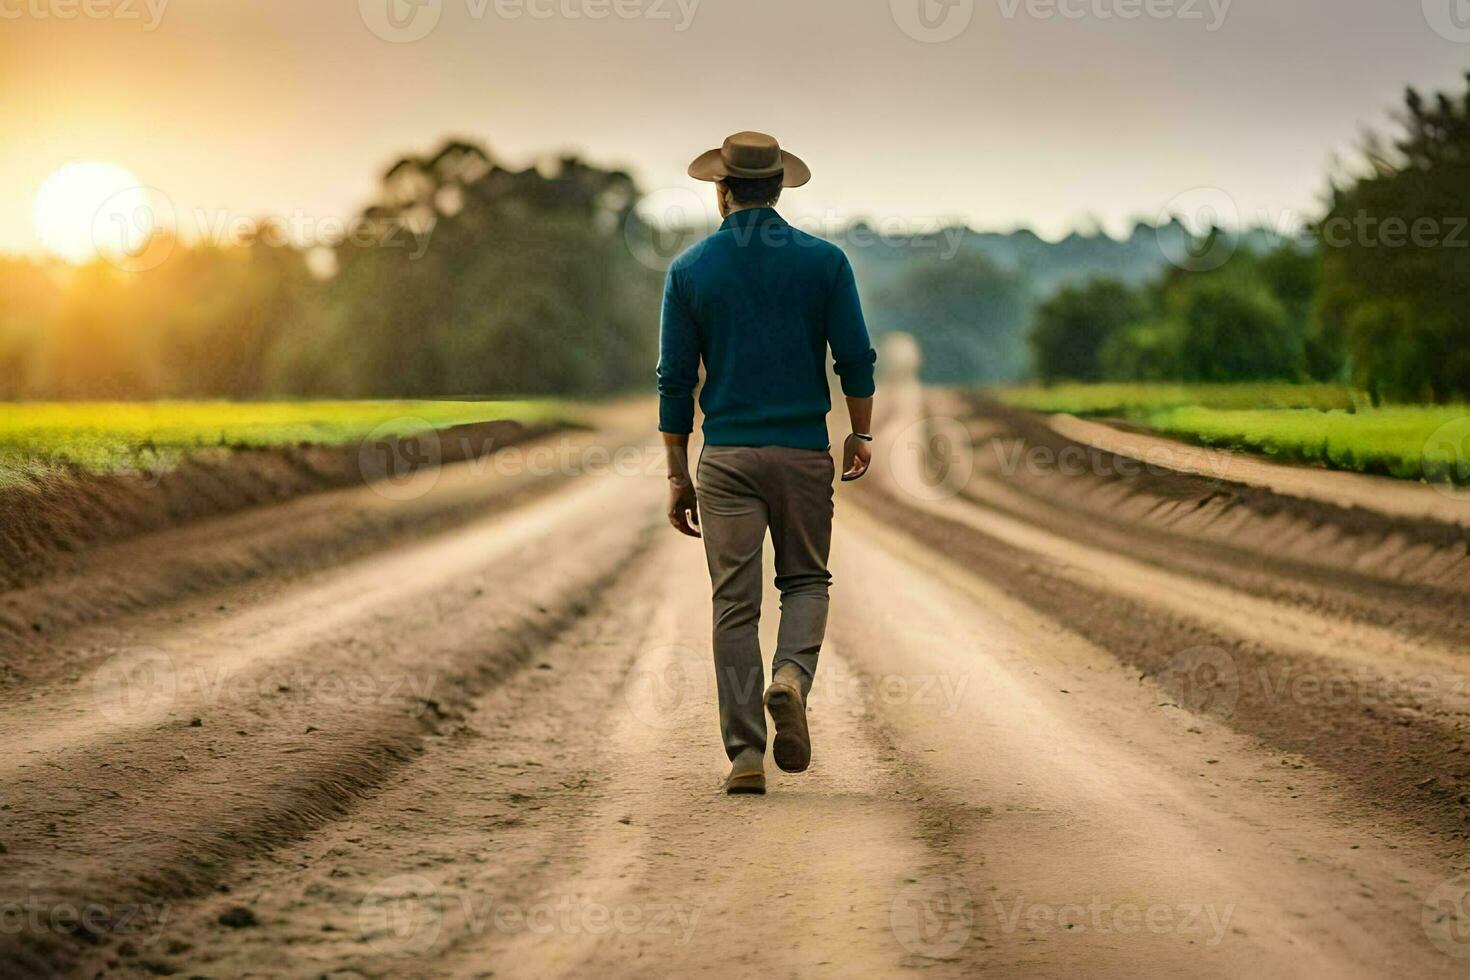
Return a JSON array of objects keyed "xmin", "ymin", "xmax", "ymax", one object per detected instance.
[
  {"xmin": 667, "ymin": 476, "xmax": 701, "ymax": 537},
  {"xmin": 841, "ymin": 433, "xmax": 872, "ymax": 482},
  {"xmin": 661, "ymin": 432, "xmax": 701, "ymax": 537}
]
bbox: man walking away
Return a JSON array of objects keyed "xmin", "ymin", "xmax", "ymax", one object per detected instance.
[{"xmin": 656, "ymin": 131, "xmax": 877, "ymax": 796}]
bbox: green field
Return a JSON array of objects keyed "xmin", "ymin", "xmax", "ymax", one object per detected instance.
[
  {"xmin": 993, "ymin": 382, "xmax": 1361, "ymax": 416},
  {"xmin": 992, "ymin": 384, "xmax": 1470, "ymax": 484},
  {"xmin": 0, "ymin": 400, "xmax": 568, "ymax": 486}
]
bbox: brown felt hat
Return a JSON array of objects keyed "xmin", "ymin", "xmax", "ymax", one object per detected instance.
[{"xmin": 687, "ymin": 131, "xmax": 811, "ymax": 187}]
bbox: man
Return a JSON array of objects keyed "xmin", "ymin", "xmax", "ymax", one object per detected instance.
[{"xmin": 656, "ymin": 131, "xmax": 878, "ymax": 796}]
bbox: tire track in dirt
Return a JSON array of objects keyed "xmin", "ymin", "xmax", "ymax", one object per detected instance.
[
  {"xmin": 957, "ymin": 401, "xmax": 1470, "ymax": 649},
  {"xmin": 0, "ymin": 414, "xmax": 656, "ymax": 686},
  {"xmin": 95, "ymin": 530, "xmax": 942, "ymax": 979},
  {"xmin": 860, "ymin": 387, "xmax": 1470, "ymax": 861},
  {"xmin": 828, "ymin": 508, "xmax": 1459, "ymax": 977},
  {"xmin": 0, "ymin": 468, "xmax": 659, "ymax": 976},
  {"xmin": 111, "ymin": 491, "xmax": 1469, "ymax": 978},
  {"xmin": 853, "ymin": 480, "xmax": 1470, "ymax": 858}
]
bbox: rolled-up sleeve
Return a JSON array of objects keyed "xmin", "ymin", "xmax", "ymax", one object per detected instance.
[
  {"xmin": 656, "ymin": 267, "xmax": 699, "ymax": 434},
  {"xmin": 826, "ymin": 255, "xmax": 877, "ymax": 398}
]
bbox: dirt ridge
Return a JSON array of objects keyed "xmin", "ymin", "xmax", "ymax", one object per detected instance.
[
  {"xmin": 0, "ymin": 494, "xmax": 656, "ymax": 976},
  {"xmin": 0, "ymin": 419, "xmax": 553, "ymax": 594}
]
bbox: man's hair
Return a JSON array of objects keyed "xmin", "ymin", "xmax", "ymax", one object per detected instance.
[{"xmin": 720, "ymin": 174, "xmax": 783, "ymax": 207}]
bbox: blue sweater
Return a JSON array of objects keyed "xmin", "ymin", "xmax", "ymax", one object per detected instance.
[{"xmin": 656, "ymin": 207, "xmax": 877, "ymax": 451}]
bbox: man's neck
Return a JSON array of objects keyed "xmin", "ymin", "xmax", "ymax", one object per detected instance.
[{"xmin": 722, "ymin": 202, "xmax": 776, "ymax": 219}]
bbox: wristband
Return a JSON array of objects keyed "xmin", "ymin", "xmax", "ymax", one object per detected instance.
[{"xmin": 850, "ymin": 432, "xmax": 874, "ymax": 442}]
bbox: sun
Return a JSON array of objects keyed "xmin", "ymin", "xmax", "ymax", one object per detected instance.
[{"xmin": 32, "ymin": 161, "xmax": 155, "ymax": 264}]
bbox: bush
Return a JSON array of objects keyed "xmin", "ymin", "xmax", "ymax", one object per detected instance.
[{"xmin": 1028, "ymin": 279, "xmax": 1145, "ymax": 383}]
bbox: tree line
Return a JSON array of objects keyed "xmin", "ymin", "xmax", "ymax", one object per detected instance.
[
  {"xmin": 0, "ymin": 141, "xmax": 662, "ymax": 401},
  {"xmin": 1029, "ymin": 74, "xmax": 1470, "ymax": 404}
]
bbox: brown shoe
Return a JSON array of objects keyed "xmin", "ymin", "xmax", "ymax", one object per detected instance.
[
  {"xmin": 723, "ymin": 767, "xmax": 766, "ymax": 795},
  {"xmin": 764, "ymin": 664, "xmax": 811, "ymax": 773}
]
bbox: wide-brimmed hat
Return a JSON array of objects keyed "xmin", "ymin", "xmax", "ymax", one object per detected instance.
[{"xmin": 687, "ymin": 131, "xmax": 811, "ymax": 187}]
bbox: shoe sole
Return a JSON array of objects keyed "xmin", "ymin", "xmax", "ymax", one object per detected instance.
[
  {"xmin": 765, "ymin": 685, "xmax": 811, "ymax": 773},
  {"xmin": 724, "ymin": 771, "xmax": 766, "ymax": 795}
]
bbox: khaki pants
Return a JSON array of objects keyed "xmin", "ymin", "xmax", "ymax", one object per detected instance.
[{"xmin": 696, "ymin": 445, "xmax": 835, "ymax": 763}]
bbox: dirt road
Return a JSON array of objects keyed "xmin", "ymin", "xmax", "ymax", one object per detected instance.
[{"xmin": 4, "ymin": 393, "xmax": 1470, "ymax": 978}]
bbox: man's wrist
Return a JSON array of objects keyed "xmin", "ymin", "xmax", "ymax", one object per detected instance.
[{"xmin": 849, "ymin": 432, "xmax": 874, "ymax": 442}]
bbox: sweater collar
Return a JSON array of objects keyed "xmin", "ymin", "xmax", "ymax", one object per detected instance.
[{"xmin": 719, "ymin": 207, "xmax": 787, "ymax": 231}]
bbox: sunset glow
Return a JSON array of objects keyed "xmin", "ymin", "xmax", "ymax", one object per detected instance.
[{"xmin": 32, "ymin": 161, "xmax": 150, "ymax": 264}]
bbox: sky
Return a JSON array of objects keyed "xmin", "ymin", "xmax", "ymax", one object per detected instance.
[{"xmin": 1, "ymin": 0, "xmax": 1467, "ymax": 257}]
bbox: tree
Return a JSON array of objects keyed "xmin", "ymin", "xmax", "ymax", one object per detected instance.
[
  {"xmin": 1028, "ymin": 278, "xmax": 1145, "ymax": 383},
  {"xmin": 1315, "ymin": 74, "xmax": 1470, "ymax": 402},
  {"xmin": 267, "ymin": 139, "xmax": 660, "ymax": 398},
  {"xmin": 1172, "ymin": 275, "xmax": 1302, "ymax": 382},
  {"xmin": 1099, "ymin": 321, "xmax": 1184, "ymax": 381}
]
